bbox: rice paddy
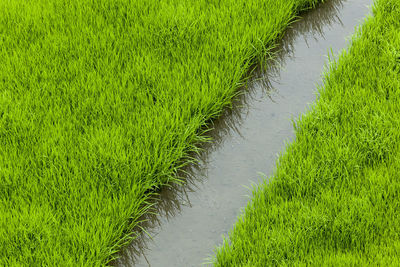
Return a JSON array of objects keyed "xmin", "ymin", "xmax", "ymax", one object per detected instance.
[
  {"xmin": 0, "ymin": 0, "xmax": 325, "ymax": 265},
  {"xmin": 212, "ymin": 0, "xmax": 400, "ymax": 265}
]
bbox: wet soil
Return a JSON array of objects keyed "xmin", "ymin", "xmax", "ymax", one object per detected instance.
[{"xmin": 115, "ymin": 0, "xmax": 373, "ymax": 266}]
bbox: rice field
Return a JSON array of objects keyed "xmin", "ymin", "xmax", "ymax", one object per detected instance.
[
  {"xmin": 0, "ymin": 0, "xmax": 324, "ymax": 265},
  {"xmin": 212, "ymin": 0, "xmax": 400, "ymax": 265}
]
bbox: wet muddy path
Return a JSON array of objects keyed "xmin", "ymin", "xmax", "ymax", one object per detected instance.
[{"xmin": 115, "ymin": 0, "xmax": 373, "ymax": 266}]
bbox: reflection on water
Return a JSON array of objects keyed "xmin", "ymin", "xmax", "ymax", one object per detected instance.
[{"xmin": 113, "ymin": 0, "xmax": 372, "ymax": 266}]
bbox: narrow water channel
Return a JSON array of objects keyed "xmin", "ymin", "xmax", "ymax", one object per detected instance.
[{"xmin": 115, "ymin": 0, "xmax": 373, "ymax": 266}]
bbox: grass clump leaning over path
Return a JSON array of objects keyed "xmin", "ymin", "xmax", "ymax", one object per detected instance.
[
  {"xmin": 0, "ymin": 0, "xmax": 323, "ymax": 265},
  {"xmin": 213, "ymin": 0, "xmax": 400, "ymax": 265}
]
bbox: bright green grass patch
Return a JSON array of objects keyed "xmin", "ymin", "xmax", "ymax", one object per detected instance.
[
  {"xmin": 0, "ymin": 0, "xmax": 323, "ymax": 265},
  {"xmin": 212, "ymin": 0, "xmax": 400, "ymax": 265}
]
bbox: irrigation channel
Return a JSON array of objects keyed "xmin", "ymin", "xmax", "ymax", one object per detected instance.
[{"xmin": 115, "ymin": 0, "xmax": 373, "ymax": 266}]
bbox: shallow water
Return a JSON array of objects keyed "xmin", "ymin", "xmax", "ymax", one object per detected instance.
[{"xmin": 115, "ymin": 0, "xmax": 373, "ymax": 266}]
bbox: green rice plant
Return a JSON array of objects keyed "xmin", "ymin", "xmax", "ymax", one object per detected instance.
[
  {"xmin": 212, "ymin": 0, "xmax": 400, "ymax": 265},
  {"xmin": 0, "ymin": 0, "xmax": 323, "ymax": 265}
]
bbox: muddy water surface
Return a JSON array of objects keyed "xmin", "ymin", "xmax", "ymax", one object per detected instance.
[{"xmin": 116, "ymin": 0, "xmax": 373, "ymax": 266}]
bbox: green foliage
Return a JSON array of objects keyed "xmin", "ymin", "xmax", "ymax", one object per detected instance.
[
  {"xmin": 0, "ymin": 0, "xmax": 322, "ymax": 265},
  {"xmin": 212, "ymin": 0, "xmax": 400, "ymax": 265}
]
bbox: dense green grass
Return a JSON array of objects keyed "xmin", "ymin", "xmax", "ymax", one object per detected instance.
[
  {"xmin": 0, "ymin": 0, "xmax": 324, "ymax": 265},
  {"xmin": 212, "ymin": 0, "xmax": 400, "ymax": 265}
]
